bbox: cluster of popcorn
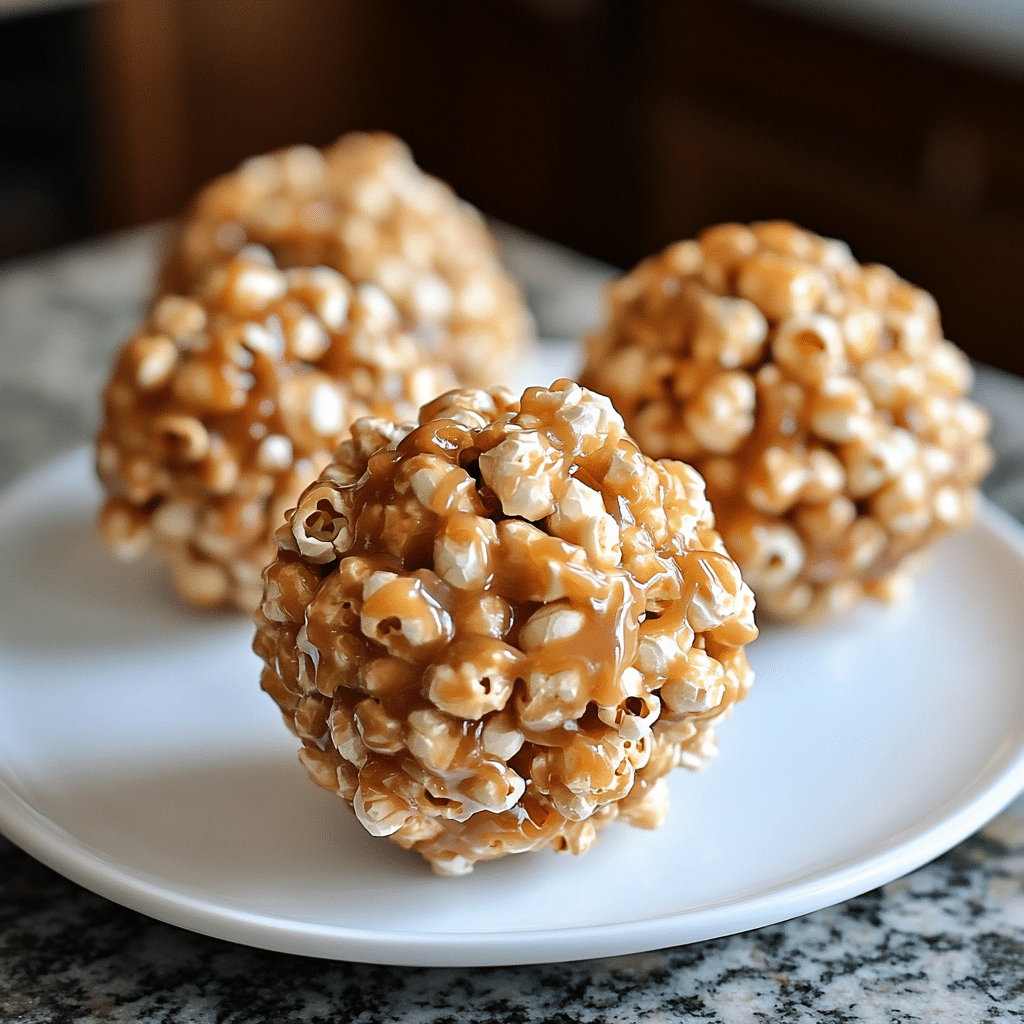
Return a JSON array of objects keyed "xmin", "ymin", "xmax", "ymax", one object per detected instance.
[
  {"xmin": 581, "ymin": 221, "xmax": 992, "ymax": 622},
  {"xmin": 159, "ymin": 131, "xmax": 532, "ymax": 387},
  {"xmin": 96, "ymin": 248, "xmax": 453, "ymax": 612},
  {"xmin": 253, "ymin": 380, "xmax": 758, "ymax": 875}
]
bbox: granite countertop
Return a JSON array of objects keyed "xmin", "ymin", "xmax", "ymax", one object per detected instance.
[{"xmin": 1, "ymin": 226, "xmax": 1023, "ymax": 1023}]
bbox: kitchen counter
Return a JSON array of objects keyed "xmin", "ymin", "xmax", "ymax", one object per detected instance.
[{"xmin": 1, "ymin": 225, "xmax": 1023, "ymax": 1023}]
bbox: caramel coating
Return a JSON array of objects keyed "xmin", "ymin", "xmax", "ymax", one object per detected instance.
[
  {"xmin": 580, "ymin": 221, "xmax": 992, "ymax": 622},
  {"xmin": 159, "ymin": 131, "xmax": 532, "ymax": 387},
  {"xmin": 96, "ymin": 248, "xmax": 454, "ymax": 612},
  {"xmin": 254, "ymin": 380, "xmax": 757, "ymax": 875}
]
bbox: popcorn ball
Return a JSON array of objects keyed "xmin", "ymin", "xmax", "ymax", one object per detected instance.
[
  {"xmin": 96, "ymin": 247, "xmax": 454, "ymax": 612},
  {"xmin": 580, "ymin": 221, "xmax": 992, "ymax": 622},
  {"xmin": 159, "ymin": 131, "xmax": 532, "ymax": 387},
  {"xmin": 253, "ymin": 379, "xmax": 757, "ymax": 875}
]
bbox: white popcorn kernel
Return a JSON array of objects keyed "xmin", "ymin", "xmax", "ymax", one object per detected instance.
[
  {"xmin": 376, "ymin": 256, "xmax": 413, "ymax": 295},
  {"xmin": 308, "ymin": 381, "xmax": 346, "ymax": 436},
  {"xmin": 871, "ymin": 466, "xmax": 931, "ymax": 535},
  {"xmin": 354, "ymin": 698, "xmax": 405, "ymax": 755},
  {"xmin": 462, "ymin": 593, "xmax": 514, "ymax": 639},
  {"xmin": 808, "ymin": 377, "xmax": 873, "ymax": 443},
  {"xmin": 151, "ymin": 500, "xmax": 196, "ymax": 541},
  {"xmin": 518, "ymin": 604, "xmax": 586, "ymax": 650},
  {"xmin": 617, "ymin": 776, "xmax": 670, "ymax": 830},
  {"xmin": 434, "ymin": 514, "xmax": 497, "ymax": 590},
  {"xmin": 683, "ymin": 371, "xmax": 756, "ymax": 454},
  {"xmin": 478, "ymin": 430, "xmax": 563, "ymax": 520},
  {"xmin": 99, "ymin": 499, "xmax": 152, "ymax": 561},
  {"xmin": 411, "ymin": 274, "xmax": 454, "ymax": 322},
  {"xmin": 678, "ymin": 730, "xmax": 719, "ymax": 772},
  {"xmin": 927, "ymin": 339, "xmax": 973, "ymax": 395},
  {"xmin": 836, "ymin": 518, "xmax": 887, "ymax": 575},
  {"xmin": 355, "ymin": 282, "xmax": 400, "ymax": 331},
  {"xmin": 636, "ymin": 620, "xmax": 694, "ymax": 679},
  {"xmin": 555, "ymin": 386, "xmax": 621, "ymax": 454},
  {"xmin": 841, "ymin": 427, "xmax": 917, "ymax": 498},
  {"xmin": 152, "ymin": 295, "xmax": 207, "ymax": 339},
  {"xmin": 172, "ymin": 361, "xmax": 244, "ymax": 412},
  {"xmin": 518, "ymin": 667, "xmax": 585, "ymax": 730},
  {"xmin": 340, "ymin": 214, "xmax": 376, "ymax": 253},
  {"xmin": 664, "ymin": 238, "xmax": 702, "ymax": 275},
  {"xmin": 287, "ymin": 266, "xmax": 352, "ymax": 331},
  {"xmin": 237, "ymin": 153, "xmax": 277, "ymax": 190},
  {"xmin": 953, "ymin": 400, "xmax": 990, "ymax": 442},
  {"xmin": 482, "ymin": 713, "xmax": 526, "ymax": 761},
  {"xmin": 771, "ymin": 313, "xmax": 845, "ymax": 385},
  {"xmin": 291, "ymin": 483, "xmax": 353, "ymax": 561},
  {"xmin": 318, "ymin": 286, "xmax": 351, "ymax": 331},
  {"xmin": 360, "ymin": 573, "xmax": 454, "ymax": 654},
  {"xmin": 745, "ymin": 445, "xmax": 810, "ymax": 516},
  {"xmin": 241, "ymin": 321, "xmax": 284, "ymax": 359},
  {"xmin": 548, "ymin": 478, "xmax": 621, "ymax": 567},
  {"xmin": 199, "ymin": 444, "xmax": 240, "ymax": 495},
  {"xmin": 801, "ymin": 448, "xmax": 846, "ymax": 503},
  {"xmin": 286, "ymin": 314, "xmax": 330, "ymax": 361},
  {"xmin": 887, "ymin": 308, "xmax": 933, "ymax": 358},
  {"xmin": 456, "ymin": 277, "xmax": 498, "ymax": 319},
  {"xmin": 841, "ymin": 307, "xmax": 883, "ymax": 361},
  {"xmin": 229, "ymin": 265, "xmax": 287, "ymax": 312},
  {"xmin": 153, "ymin": 413, "xmax": 210, "ymax": 463},
  {"xmin": 281, "ymin": 144, "xmax": 326, "ymax": 190},
  {"xmin": 425, "ymin": 641, "xmax": 523, "ymax": 720},
  {"xmin": 597, "ymin": 670, "xmax": 660, "ymax": 740},
  {"xmin": 132, "ymin": 335, "xmax": 179, "ymax": 390},
  {"xmin": 726, "ymin": 518, "xmax": 805, "ymax": 591},
  {"xmin": 430, "ymin": 853, "xmax": 475, "ymax": 877},
  {"xmin": 860, "ymin": 355, "xmax": 925, "ymax": 408},
  {"xmin": 691, "ymin": 293, "xmax": 769, "ymax": 369},
  {"xmin": 933, "ymin": 484, "xmax": 970, "ymax": 528},
  {"xmin": 661, "ymin": 648, "xmax": 727, "ymax": 714},
  {"xmin": 256, "ymin": 433, "xmax": 294, "ymax": 472},
  {"xmin": 460, "ymin": 761, "xmax": 526, "ymax": 814},
  {"xmin": 683, "ymin": 551, "xmax": 747, "ymax": 631},
  {"xmin": 736, "ymin": 251, "xmax": 826, "ymax": 320},
  {"xmin": 350, "ymin": 173, "xmax": 393, "ymax": 218},
  {"xmin": 408, "ymin": 458, "xmax": 476, "ymax": 515},
  {"xmin": 405, "ymin": 707, "xmax": 465, "ymax": 773},
  {"xmin": 353, "ymin": 785, "xmax": 412, "ymax": 838}
]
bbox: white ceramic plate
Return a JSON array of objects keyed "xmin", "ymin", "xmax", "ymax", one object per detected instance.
[{"xmin": 2, "ymin": 442, "xmax": 1024, "ymax": 967}]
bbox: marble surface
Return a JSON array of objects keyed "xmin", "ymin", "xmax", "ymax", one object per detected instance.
[{"xmin": 1, "ymin": 225, "xmax": 1023, "ymax": 1022}]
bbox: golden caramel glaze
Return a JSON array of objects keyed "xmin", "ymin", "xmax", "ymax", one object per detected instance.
[
  {"xmin": 580, "ymin": 221, "xmax": 992, "ymax": 622},
  {"xmin": 253, "ymin": 380, "xmax": 757, "ymax": 875},
  {"xmin": 96, "ymin": 248, "xmax": 455, "ymax": 612},
  {"xmin": 158, "ymin": 131, "xmax": 533, "ymax": 388}
]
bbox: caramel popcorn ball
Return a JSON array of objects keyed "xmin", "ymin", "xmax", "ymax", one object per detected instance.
[
  {"xmin": 580, "ymin": 221, "xmax": 992, "ymax": 622},
  {"xmin": 159, "ymin": 131, "xmax": 532, "ymax": 387},
  {"xmin": 96, "ymin": 247, "xmax": 454, "ymax": 612},
  {"xmin": 253, "ymin": 379, "xmax": 757, "ymax": 875}
]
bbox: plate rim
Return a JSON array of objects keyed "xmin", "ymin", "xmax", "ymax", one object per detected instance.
[{"xmin": 1, "ymin": 446, "xmax": 1024, "ymax": 967}]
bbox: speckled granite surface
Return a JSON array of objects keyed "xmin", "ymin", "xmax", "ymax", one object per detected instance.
[{"xmin": 1, "ymin": 226, "xmax": 1023, "ymax": 1023}]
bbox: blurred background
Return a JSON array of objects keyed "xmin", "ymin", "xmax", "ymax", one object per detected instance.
[{"xmin": 1, "ymin": 0, "xmax": 1022, "ymax": 371}]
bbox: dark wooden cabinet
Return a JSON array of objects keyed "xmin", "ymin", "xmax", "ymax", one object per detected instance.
[{"xmin": 3, "ymin": 0, "xmax": 1022, "ymax": 373}]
